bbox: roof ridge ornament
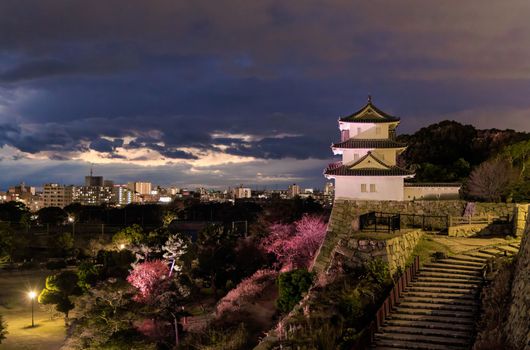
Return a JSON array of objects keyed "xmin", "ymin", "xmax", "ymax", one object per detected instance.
[{"xmin": 368, "ymin": 94, "xmax": 372, "ymax": 103}]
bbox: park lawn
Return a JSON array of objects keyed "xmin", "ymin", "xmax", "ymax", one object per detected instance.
[{"xmin": 0, "ymin": 270, "xmax": 66, "ymax": 350}]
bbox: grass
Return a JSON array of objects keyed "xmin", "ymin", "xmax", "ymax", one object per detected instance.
[
  {"xmin": 350, "ymin": 229, "xmax": 414, "ymax": 241},
  {"xmin": 407, "ymin": 235, "xmax": 454, "ymax": 267},
  {"xmin": 0, "ymin": 270, "xmax": 66, "ymax": 350}
]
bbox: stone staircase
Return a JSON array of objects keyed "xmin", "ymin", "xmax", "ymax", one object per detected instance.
[{"xmin": 372, "ymin": 242, "xmax": 520, "ymax": 350}]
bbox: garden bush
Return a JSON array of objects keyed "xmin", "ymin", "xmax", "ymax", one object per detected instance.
[{"xmin": 277, "ymin": 269, "xmax": 314, "ymax": 313}]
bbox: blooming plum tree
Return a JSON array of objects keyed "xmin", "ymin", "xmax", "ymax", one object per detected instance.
[
  {"xmin": 127, "ymin": 260, "xmax": 169, "ymax": 301},
  {"xmin": 261, "ymin": 215, "xmax": 327, "ymax": 271}
]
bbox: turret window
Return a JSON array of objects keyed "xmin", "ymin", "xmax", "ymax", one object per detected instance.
[
  {"xmin": 361, "ymin": 184, "xmax": 367, "ymax": 192},
  {"xmin": 370, "ymin": 184, "xmax": 377, "ymax": 192}
]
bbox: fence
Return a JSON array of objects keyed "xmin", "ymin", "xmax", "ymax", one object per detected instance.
[
  {"xmin": 359, "ymin": 212, "xmax": 401, "ymax": 233},
  {"xmin": 449, "ymin": 214, "xmax": 511, "ymax": 226},
  {"xmin": 352, "ymin": 255, "xmax": 421, "ymax": 349},
  {"xmin": 360, "ymin": 212, "xmax": 449, "ymax": 233}
]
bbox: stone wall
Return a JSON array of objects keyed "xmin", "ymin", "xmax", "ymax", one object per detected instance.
[
  {"xmin": 505, "ymin": 210, "xmax": 530, "ymax": 349},
  {"xmin": 333, "ymin": 229, "xmax": 423, "ymax": 275},
  {"xmin": 313, "ymin": 200, "xmax": 528, "ymax": 274},
  {"xmin": 448, "ymin": 223, "xmax": 513, "ymax": 237},
  {"xmin": 514, "ymin": 203, "xmax": 529, "ymax": 237}
]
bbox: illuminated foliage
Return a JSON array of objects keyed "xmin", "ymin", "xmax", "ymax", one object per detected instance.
[
  {"xmin": 127, "ymin": 260, "xmax": 169, "ymax": 301},
  {"xmin": 261, "ymin": 215, "xmax": 327, "ymax": 270}
]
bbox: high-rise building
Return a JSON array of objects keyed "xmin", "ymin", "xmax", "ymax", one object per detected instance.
[
  {"xmin": 43, "ymin": 183, "xmax": 74, "ymax": 208},
  {"xmin": 113, "ymin": 185, "xmax": 133, "ymax": 206},
  {"xmin": 85, "ymin": 175, "xmax": 104, "ymax": 187},
  {"xmin": 324, "ymin": 182, "xmax": 335, "ymax": 196},
  {"xmin": 233, "ymin": 186, "xmax": 252, "ymax": 199},
  {"xmin": 128, "ymin": 182, "xmax": 152, "ymax": 195},
  {"xmin": 74, "ymin": 186, "xmax": 113, "ymax": 206},
  {"xmin": 288, "ymin": 184, "xmax": 301, "ymax": 198}
]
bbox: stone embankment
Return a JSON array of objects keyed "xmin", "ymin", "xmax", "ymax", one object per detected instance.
[
  {"xmin": 505, "ymin": 208, "xmax": 530, "ymax": 349},
  {"xmin": 332, "ymin": 229, "xmax": 423, "ymax": 275}
]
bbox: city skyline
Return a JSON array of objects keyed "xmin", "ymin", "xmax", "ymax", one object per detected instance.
[{"xmin": 2, "ymin": 1, "xmax": 530, "ymax": 189}]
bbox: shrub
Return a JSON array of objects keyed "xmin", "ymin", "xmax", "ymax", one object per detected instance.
[
  {"xmin": 363, "ymin": 259, "xmax": 390, "ymax": 285},
  {"xmin": 277, "ymin": 269, "xmax": 314, "ymax": 314},
  {"xmin": 0, "ymin": 314, "xmax": 6, "ymax": 344},
  {"xmin": 216, "ymin": 269, "xmax": 277, "ymax": 317}
]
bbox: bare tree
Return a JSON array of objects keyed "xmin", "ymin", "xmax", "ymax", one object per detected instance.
[{"xmin": 464, "ymin": 158, "xmax": 516, "ymax": 202}]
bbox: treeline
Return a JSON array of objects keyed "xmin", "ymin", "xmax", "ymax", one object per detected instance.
[{"xmin": 398, "ymin": 120, "xmax": 530, "ymax": 202}]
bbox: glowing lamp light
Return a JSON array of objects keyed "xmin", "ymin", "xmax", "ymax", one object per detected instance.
[
  {"xmin": 119, "ymin": 244, "xmax": 126, "ymax": 250},
  {"xmin": 68, "ymin": 216, "xmax": 75, "ymax": 223},
  {"xmin": 28, "ymin": 291, "xmax": 37, "ymax": 300}
]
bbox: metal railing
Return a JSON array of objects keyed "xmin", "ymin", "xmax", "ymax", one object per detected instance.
[
  {"xmin": 449, "ymin": 214, "xmax": 510, "ymax": 226},
  {"xmin": 359, "ymin": 212, "xmax": 401, "ymax": 233},
  {"xmin": 353, "ymin": 255, "xmax": 421, "ymax": 349}
]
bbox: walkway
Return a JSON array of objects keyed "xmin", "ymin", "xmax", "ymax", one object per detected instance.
[{"xmin": 372, "ymin": 241, "xmax": 520, "ymax": 350}]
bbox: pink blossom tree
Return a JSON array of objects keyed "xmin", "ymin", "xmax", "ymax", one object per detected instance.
[
  {"xmin": 261, "ymin": 215, "xmax": 327, "ymax": 271},
  {"xmin": 216, "ymin": 269, "xmax": 278, "ymax": 317},
  {"xmin": 127, "ymin": 259, "xmax": 169, "ymax": 301}
]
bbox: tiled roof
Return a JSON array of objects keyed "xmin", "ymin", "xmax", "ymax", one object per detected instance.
[
  {"xmin": 324, "ymin": 152, "xmax": 414, "ymax": 177},
  {"xmin": 325, "ymin": 165, "xmax": 414, "ymax": 177},
  {"xmin": 332, "ymin": 139, "xmax": 406, "ymax": 149},
  {"xmin": 340, "ymin": 101, "xmax": 400, "ymax": 123}
]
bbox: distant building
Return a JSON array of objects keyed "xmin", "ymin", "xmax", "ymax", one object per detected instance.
[
  {"xmin": 233, "ymin": 186, "xmax": 252, "ymax": 199},
  {"xmin": 7, "ymin": 182, "xmax": 35, "ymax": 203},
  {"xmin": 43, "ymin": 183, "xmax": 74, "ymax": 208},
  {"xmin": 288, "ymin": 184, "xmax": 301, "ymax": 198},
  {"xmin": 324, "ymin": 182, "xmax": 335, "ymax": 196},
  {"xmin": 85, "ymin": 175, "xmax": 104, "ymax": 187},
  {"xmin": 113, "ymin": 185, "xmax": 133, "ymax": 206},
  {"xmin": 74, "ymin": 186, "xmax": 113, "ymax": 206}
]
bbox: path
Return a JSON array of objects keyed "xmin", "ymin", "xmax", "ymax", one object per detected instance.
[
  {"xmin": 0, "ymin": 270, "xmax": 66, "ymax": 350},
  {"xmin": 372, "ymin": 241, "xmax": 520, "ymax": 349}
]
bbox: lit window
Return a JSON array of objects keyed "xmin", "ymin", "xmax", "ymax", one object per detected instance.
[
  {"xmin": 361, "ymin": 184, "xmax": 367, "ymax": 192},
  {"xmin": 370, "ymin": 184, "xmax": 376, "ymax": 192}
]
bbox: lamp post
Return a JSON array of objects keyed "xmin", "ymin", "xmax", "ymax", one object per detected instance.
[{"xmin": 28, "ymin": 291, "xmax": 36, "ymax": 327}]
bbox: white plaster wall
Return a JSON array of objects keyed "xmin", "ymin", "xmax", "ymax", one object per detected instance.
[
  {"xmin": 334, "ymin": 176, "xmax": 405, "ymax": 201},
  {"xmin": 339, "ymin": 122, "xmax": 390, "ymax": 139},
  {"xmin": 404, "ymin": 186, "xmax": 461, "ymax": 200}
]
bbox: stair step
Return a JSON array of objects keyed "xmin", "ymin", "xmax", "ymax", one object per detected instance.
[
  {"xmin": 379, "ymin": 325, "xmax": 472, "ymax": 339},
  {"xmin": 384, "ymin": 319, "xmax": 474, "ymax": 333},
  {"xmin": 388, "ymin": 313, "xmax": 475, "ymax": 325},
  {"xmin": 448, "ymin": 255, "xmax": 488, "ymax": 264},
  {"xmin": 493, "ymin": 246, "xmax": 518, "ymax": 255},
  {"xmin": 421, "ymin": 267, "xmax": 481, "ymax": 276},
  {"xmin": 437, "ymin": 259, "xmax": 484, "ymax": 268},
  {"xmin": 407, "ymin": 286, "xmax": 477, "ymax": 295},
  {"xmin": 424, "ymin": 262, "xmax": 483, "ymax": 272},
  {"xmin": 411, "ymin": 281, "xmax": 480, "ymax": 290},
  {"xmin": 402, "ymin": 296, "xmax": 478, "ymax": 307},
  {"xmin": 398, "ymin": 301, "xmax": 476, "ymax": 312},
  {"xmin": 414, "ymin": 276, "xmax": 480, "ymax": 286},
  {"xmin": 478, "ymin": 250, "xmax": 500, "ymax": 256},
  {"xmin": 418, "ymin": 271, "xmax": 482, "ymax": 282},
  {"xmin": 373, "ymin": 339, "xmax": 467, "ymax": 350},
  {"xmin": 464, "ymin": 252, "xmax": 495, "ymax": 259},
  {"xmin": 404, "ymin": 291, "xmax": 477, "ymax": 301},
  {"xmin": 375, "ymin": 332, "xmax": 470, "ymax": 347},
  {"xmin": 395, "ymin": 306, "xmax": 474, "ymax": 318}
]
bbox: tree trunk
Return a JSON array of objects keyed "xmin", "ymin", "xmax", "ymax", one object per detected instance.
[{"xmin": 173, "ymin": 315, "xmax": 179, "ymax": 347}]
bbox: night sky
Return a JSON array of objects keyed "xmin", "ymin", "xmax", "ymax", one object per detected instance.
[{"xmin": 1, "ymin": 1, "xmax": 529, "ymax": 189}]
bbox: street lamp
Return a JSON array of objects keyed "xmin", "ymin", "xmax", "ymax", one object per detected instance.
[{"xmin": 28, "ymin": 291, "xmax": 36, "ymax": 327}]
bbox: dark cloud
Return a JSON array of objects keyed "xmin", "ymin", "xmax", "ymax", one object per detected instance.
[{"xmin": 0, "ymin": 1, "xmax": 530, "ymax": 187}]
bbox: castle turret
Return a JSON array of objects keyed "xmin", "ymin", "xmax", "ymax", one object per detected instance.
[{"xmin": 324, "ymin": 97, "xmax": 414, "ymax": 201}]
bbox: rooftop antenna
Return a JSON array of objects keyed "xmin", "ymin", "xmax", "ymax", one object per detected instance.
[
  {"xmin": 89, "ymin": 164, "xmax": 93, "ymax": 177},
  {"xmin": 368, "ymin": 94, "xmax": 372, "ymax": 103}
]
